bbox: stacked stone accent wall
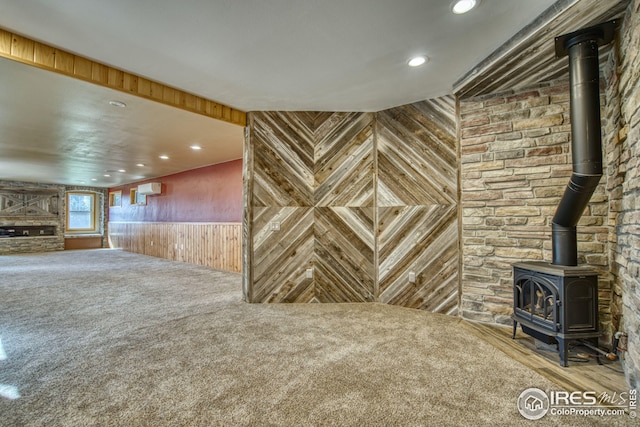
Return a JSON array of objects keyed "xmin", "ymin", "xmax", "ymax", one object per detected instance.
[
  {"xmin": 0, "ymin": 180, "xmax": 108, "ymax": 254},
  {"xmin": 610, "ymin": 0, "xmax": 640, "ymax": 388},
  {"xmin": 458, "ymin": 79, "xmax": 613, "ymax": 337},
  {"xmin": 0, "ymin": 181, "xmax": 65, "ymax": 254},
  {"xmin": 459, "ymin": 2, "xmax": 640, "ymax": 387}
]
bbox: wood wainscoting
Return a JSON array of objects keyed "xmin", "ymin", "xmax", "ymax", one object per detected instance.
[{"xmin": 108, "ymin": 222, "xmax": 242, "ymax": 273}]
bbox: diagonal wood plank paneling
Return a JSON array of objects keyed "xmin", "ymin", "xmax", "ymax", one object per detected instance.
[
  {"xmin": 376, "ymin": 97, "xmax": 459, "ymax": 314},
  {"xmin": 314, "ymin": 207, "xmax": 375, "ymax": 302},
  {"xmin": 250, "ymin": 112, "xmax": 315, "ymax": 207},
  {"xmin": 252, "ymin": 207, "xmax": 315, "ymax": 302},
  {"xmin": 315, "ymin": 112, "xmax": 375, "ymax": 207},
  {"xmin": 377, "ymin": 98, "xmax": 457, "ymax": 207},
  {"xmin": 378, "ymin": 205, "xmax": 458, "ymax": 314},
  {"xmin": 245, "ymin": 98, "xmax": 459, "ymax": 313}
]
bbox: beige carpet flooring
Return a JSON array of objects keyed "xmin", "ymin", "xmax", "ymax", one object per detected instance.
[{"xmin": 0, "ymin": 250, "xmax": 627, "ymax": 426}]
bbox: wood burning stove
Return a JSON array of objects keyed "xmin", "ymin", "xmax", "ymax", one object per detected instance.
[
  {"xmin": 512, "ymin": 21, "xmax": 616, "ymax": 367},
  {"xmin": 512, "ymin": 262, "xmax": 599, "ymax": 366}
]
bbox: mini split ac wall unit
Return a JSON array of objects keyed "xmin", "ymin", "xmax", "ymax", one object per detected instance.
[{"xmin": 137, "ymin": 182, "xmax": 162, "ymax": 195}]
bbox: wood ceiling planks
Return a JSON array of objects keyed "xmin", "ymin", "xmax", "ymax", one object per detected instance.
[{"xmin": 454, "ymin": 0, "xmax": 630, "ymax": 98}]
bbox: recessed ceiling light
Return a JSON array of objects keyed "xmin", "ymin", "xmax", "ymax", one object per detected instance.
[
  {"xmin": 104, "ymin": 174, "xmax": 111, "ymax": 177},
  {"xmin": 118, "ymin": 169, "xmax": 126, "ymax": 173},
  {"xmin": 159, "ymin": 155, "xmax": 169, "ymax": 160},
  {"xmin": 451, "ymin": 0, "xmax": 479, "ymax": 14},
  {"xmin": 408, "ymin": 56, "xmax": 428, "ymax": 67},
  {"xmin": 190, "ymin": 145, "xmax": 202, "ymax": 150},
  {"xmin": 91, "ymin": 178, "xmax": 97, "ymax": 181},
  {"xmin": 109, "ymin": 100, "xmax": 126, "ymax": 108},
  {"xmin": 136, "ymin": 163, "xmax": 145, "ymax": 167}
]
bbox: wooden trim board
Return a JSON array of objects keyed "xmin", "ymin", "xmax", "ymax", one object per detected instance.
[{"xmin": 0, "ymin": 28, "xmax": 246, "ymax": 126}]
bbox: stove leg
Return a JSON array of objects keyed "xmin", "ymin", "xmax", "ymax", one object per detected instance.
[
  {"xmin": 557, "ymin": 337, "xmax": 569, "ymax": 367},
  {"xmin": 512, "ymin": 320, "xmax": 518, "ymax": 339}
]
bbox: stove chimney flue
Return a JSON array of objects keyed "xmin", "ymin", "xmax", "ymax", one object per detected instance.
[{"xmin": 551, "ymin": 21, "xmax": 616, "ymax": 266}]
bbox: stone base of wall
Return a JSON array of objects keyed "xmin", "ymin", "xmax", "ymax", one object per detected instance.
[{"xmin": 0, "ymin": 237, "xmax": 64, "ymax": 254}]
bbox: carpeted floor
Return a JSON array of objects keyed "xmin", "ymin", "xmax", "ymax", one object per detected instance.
[{"xmin": 0, "ymin": 250, "xmax": 627, "ymax": 426}]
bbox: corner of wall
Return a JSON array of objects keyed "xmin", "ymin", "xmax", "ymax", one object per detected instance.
[{"xmin": 609, "ymin": 0, "xmax": 640, "ymax": 389}]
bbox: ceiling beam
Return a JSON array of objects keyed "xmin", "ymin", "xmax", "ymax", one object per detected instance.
[{"xmin": 0, "ymin": 28, "xmax": 246, "ymax": 127}]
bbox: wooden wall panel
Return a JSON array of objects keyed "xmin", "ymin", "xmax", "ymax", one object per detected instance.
[
  {"xmin": 313, "ymin": 112, "xmax": 375, "ymax": 302},
  {"xmin": 246, "ymin": 111, "xmax": 376, "ymax": 303},
  {"xmin": 108, "ymin": 222, "xmax": 242, "ymax": 273},
  {"xmin": 314, "ymin": 112, "xmax": 374, "ymax": 207},
  {"xmin": 250, "ymin": 112, "xmax": 315, "ymax": 207},
  {"xmin": 252, "ymin": 207, "xmax": 315, "ymax": 302},
  {"xmin": 375, "ymin": 98, "xmax": 459, "ymax": 314},
  {"xmin": 315, "ymin": 207, "xmax": 375, "ymax": 302},
  {"xmin": 245, "ymin": 98, "xmax": 459, "ymax": 312},
  {"xmin": 377, "ymin": 99, "xmax": 457, "ymax": 207},
  {"xmin": 64, "ymin": 236, "xmax": 103, "ymax": 250},
  {"xmin": 378, "ymin": 206, "xmax": 458, "ymax": 314}
]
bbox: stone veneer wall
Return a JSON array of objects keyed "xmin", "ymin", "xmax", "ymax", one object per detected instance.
[
  {"xmin": 458, "ymin": 79, "xmax": 613, "ymax": 334},
  {"xmin": 0, "ymin": 180, "xmax": 108, "ymax": 254},
  {"xmin": 0, "ymin": 181, "xmax": 65, "ymax": 254},
  {"xmin": 459, "ymin": 2, "xmax": 640, "ymax": 387},
  {"xmin": 607, "ymin": 0, "xmax": 640, "ymax": 388}
]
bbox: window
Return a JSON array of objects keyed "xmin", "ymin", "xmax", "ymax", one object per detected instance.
[
  {"xmin": 66, "ymin": 192, "xmax": 97, "ymax": 232},
  {"xmin": 130, "ymin": 188, "xmax": 147, "ymax": 205},
  {"xmin": 109, "ymin": 191, "xmax": 122, "ymax": 208}
]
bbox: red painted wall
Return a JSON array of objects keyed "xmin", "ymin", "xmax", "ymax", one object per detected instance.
[{"xmin": 108, "ymin": 159, "xmax": 242, "ymax": 223}]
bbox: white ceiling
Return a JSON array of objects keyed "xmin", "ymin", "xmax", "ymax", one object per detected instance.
[
  {"xmin": 0, "ymin": 0, "xmax": 559, "ymax": 187},
  {"xmin": 0, "ymin": 57, "xmax": 244, "ymax": 187}
]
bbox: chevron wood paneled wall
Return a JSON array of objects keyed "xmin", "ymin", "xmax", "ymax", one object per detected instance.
[
  {"xmin": 377, "ymin": 98, "xmax": 459, "ymax": 314},
  {"xmin": 245, "ymin": 98, "xmax": 458, "ymax": 313},
  {"xmin": 315, "ymin": 206, "xmax": 375, "ymax": 302}
]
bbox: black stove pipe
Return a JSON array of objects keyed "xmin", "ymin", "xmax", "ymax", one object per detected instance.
[{"xmin": 552, "ymin": 21, "xmax": 616, "ymax": 266}]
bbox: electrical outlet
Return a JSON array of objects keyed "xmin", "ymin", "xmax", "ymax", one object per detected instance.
[
  {"xmin": 306, "ymin": 268, "xmax": 314, "ymax": 279},
  {"xmin": 270, "ymin": 221, "xmax": 281, "ymax": 231},
  {"xmin": 150, "ymin": 241, "xmax": 154, "ymax": 246},
  {"xmin": 408, "ymin": 271, "xmax": 416, "ymax": 283}
]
